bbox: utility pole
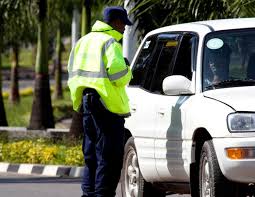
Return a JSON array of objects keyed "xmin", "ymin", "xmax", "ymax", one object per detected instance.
[
  {"xmin": 123, "ymin": 0, "xmax": 138, "ymax": 63},
  {"xmin": 71, "ymin": 5, "xmax": 80, "ymax": 48}
]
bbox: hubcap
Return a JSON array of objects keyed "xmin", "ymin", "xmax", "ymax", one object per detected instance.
[
  {"xmin": 201, "ymin": 156, "xmax": 211, "ymax": 197},
  {"xmin": 124, "ymin": 148, "xmax": 140, "ymax": 197}
]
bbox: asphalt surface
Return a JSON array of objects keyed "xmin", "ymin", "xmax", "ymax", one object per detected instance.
[{"xmin": 0, "ymin": 172, "xmax": 191, "ymax": 197}]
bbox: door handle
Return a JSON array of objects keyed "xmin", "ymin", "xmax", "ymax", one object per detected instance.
[
  {"xmin": 130, "ymin": 104, "xmax": 137, "ymax": 113},
  {"xmin": 158, "ymin": 108, "xmax": 166, "ymax": 116}
]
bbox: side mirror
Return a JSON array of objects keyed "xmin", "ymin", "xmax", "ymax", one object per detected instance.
[{"xmin": 163, "ymin": 75, "xmax": 192, "ymax": 95}]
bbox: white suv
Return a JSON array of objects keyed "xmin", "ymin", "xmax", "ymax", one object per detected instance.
[{"xmin": 121, "ymin": 18, "xmax": 255, "ymax": 197}]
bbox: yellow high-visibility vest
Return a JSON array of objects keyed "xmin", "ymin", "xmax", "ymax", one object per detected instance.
[{"xmin": 67, "ymin": 20, "xmax": 132, "ymax": 116}]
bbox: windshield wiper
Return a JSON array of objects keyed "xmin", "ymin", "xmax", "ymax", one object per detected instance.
[{"xmin": 205, "ymin": 79, "xmax": 255, "ymax": 90}]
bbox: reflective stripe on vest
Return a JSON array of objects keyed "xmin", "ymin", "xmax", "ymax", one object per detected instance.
[{"xmin": 68, "ymin": 38, "xmax": 128, "ymax": 81}]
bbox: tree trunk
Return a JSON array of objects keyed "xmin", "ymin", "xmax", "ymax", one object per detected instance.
[
  {"xmin": 0, "ymin": 13, "xmax": 8, "ymax": 126},
  {"xmin": 81, "ymin": 0, "xmax": 91, "ymax": 36},
  {"xmin": 32, "ymin": 44, "xmax": 37, "ymax": 67},
  {"xmin": 69, "ymin": 110, "xmax": 83, "ymax": 139},
  {"xmin": 53, "ymin": 25, "xmax": 63, "ymax": 100},
  {"xmin": 29, "ymin": 0, "xmax": 54, "ymax": 129},
  {"xmin": 29, "ymin": 74, "xmax": 54, "ymax": 129},
  {"xmin": 9, "ymin": 43, "xmax": 20, "ymax": 104}
]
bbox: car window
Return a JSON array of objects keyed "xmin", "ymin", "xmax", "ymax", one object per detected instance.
[
  {"xmin": 203, "ymin": 29, "xmax": 255, "ymax": 90},
  {"xmin": 130, "ymin": 33, "xmax": 181, "ymax": 92},
  {"xmin": 150, "ymin": 33, "xmax": 196, "ymax": 94},
  {"xmin": 172, "ymin": 34, "xmax": 196, "ymax": 80},
  {"xmin": 129, "ymin": 35, "xmax": 158, "ymax": 87},
  {"xmin": 149, "ymin": 35, "xmax": 180, "ymax": 93}
]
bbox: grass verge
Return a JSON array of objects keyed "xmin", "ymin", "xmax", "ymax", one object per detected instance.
[{"xmin": 3, "ymin": 87, "xmax": 73, "ymax": 127}]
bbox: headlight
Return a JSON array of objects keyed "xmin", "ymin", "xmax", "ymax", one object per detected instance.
[{"xmin": 228, "ymin": 113, "xmax": 255, "ymax": 132}]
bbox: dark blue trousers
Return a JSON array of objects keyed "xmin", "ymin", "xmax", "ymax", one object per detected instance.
[{"xmin": 81, "ymin": 89, "xmax": 125, "ymax": 197}]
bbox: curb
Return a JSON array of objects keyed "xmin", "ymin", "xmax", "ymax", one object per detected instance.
[{"xmin": 0, "ymin": 162, "xmax": 84, "ymax": 177}]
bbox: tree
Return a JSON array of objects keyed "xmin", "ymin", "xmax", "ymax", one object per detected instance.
[
  {"xmin": 1, "ymin": 0, "xmax": 36, "ymax": 121},
  {"xmin": 28, "ymin": 0, "xmax": 54, "ymax": 129},
  {"xmin": 0, "ymin": 0, "xmax": 28, "ymax": 125},
  {"xmin": 81, "ymin": 0, "xmax": 91, "ymax": 36},
  {"xmin": 48, "ymin": 0, "xmax": 72, "ymax": 100},
  {"xmin": 4, "ymin": 0, "xmax": 33, "ymax": 104},
  {"xmin": 0, "ymin": 7, "xmax": 8, "ymax": 126}
]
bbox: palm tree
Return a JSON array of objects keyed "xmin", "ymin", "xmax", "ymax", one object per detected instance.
[
  {"xmin": 5, "ymin": 0, "xmax": 35, "ymax": 105},
  {"xmin": 48, "ymin": 0, "xmax": 69, "ymax": 100},
  {"xmin": 0, "ymin": 0, "xmax": 10, "ymax": 126},
  {"xmin": 29, "ymin": 0, "xmax": 54, "ymax": 129},
  {"xmin": 0, "ymin": 12, "xmax": 8, "ymax": 126},
  {"xmin": 9, "ymin": 43, "xmax": 20, "ymax": 104},
  {"xmin": 81, "ymin": 0, "xmax": 91, "ymax": 36}
]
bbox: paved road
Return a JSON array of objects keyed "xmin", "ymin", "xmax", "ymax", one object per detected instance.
[{"xmin": 0, "ymin": 172, "xmax": 190, "ymax": 197}]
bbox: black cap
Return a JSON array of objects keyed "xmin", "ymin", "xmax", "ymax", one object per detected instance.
[{"xmin": 103, "ymin": 6, "xmax": 133, "ymax": 26}]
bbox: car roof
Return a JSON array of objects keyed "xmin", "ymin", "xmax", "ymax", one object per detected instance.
[{"xmin": 147, "ymin": 18, "xmax": 255, "ymax": 37}]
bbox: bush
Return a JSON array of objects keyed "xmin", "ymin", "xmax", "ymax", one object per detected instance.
[{"xmin": 0, "ymin": 138, "xmax": 84, "ymax": 166}]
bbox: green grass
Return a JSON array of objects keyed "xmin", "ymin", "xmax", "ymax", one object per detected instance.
[
  {"xmin": 4, "ymin": 88, "xmax": 73, "ymax": 127},
  {"xmin": 4, "ymin": 96, "xmax": 33, "ymax": 126},
  {"xmin": 2, "ymin": 48, "xmax": 34, "ymax": 68}
]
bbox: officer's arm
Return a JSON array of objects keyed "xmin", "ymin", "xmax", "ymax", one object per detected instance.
[{"xmin": 104, "ymin": 42, "xmax": 132, "ymax": 87}]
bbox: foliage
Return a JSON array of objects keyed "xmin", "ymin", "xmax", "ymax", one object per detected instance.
[
  {"xmin": 0, "ymin": 138, "xmax": 83, "ymax": 166},
  {"xmin": 2, "ymin": 0, "xmax": 36, "ymax": 47},
  {"xmin": 48, "ymin": 0, "xmax": 73, "ymax": 37},
  {"xmin": 127, "ymin": 0, "xmax": 255, "ymax": 38},
  {"xmin": 65, "ymin": 146, "xmax": 84, "ymax": 165}
]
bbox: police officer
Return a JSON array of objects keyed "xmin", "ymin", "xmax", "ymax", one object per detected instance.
[{"xmin": 67, "ymin": 6, "xmax": 132, "ymax": 197}]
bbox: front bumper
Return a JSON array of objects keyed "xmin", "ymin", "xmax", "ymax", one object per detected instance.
[{"xmin": 213, "ymin": 137, "xmax": 255, "ymax": 183}]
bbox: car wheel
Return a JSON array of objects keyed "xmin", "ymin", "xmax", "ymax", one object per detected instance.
[
  {"xmin": 199, "ymin": 140, "xmax": 238, "ymax": 197},
  {"xmin": 121, "ymin": 137, "xmax": 165, "ymax": 197}
]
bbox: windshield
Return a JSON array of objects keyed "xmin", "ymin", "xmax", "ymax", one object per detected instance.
[{"xmin": 203, "ymin": 29, "xmax": 255, "ymax": 91}]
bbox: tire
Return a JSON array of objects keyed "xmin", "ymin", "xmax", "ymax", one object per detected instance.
[
  {"xmin": 121, "ymin": 137, "xmax": 165, "ymax": 197},
  {"xmin": 199, "ymin": 140, "xmax": 239, "ymax": 197}
]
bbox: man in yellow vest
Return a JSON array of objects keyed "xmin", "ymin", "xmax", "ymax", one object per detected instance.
[{"xmin": 67, "ymin": 6, "xmax": 132, "ymax": 197}]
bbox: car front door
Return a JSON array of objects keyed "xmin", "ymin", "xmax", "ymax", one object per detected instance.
[
  {"xmin": 125, "ymin": 33, "xmax": 182, "ymax": 181},
  {"xmin": 152, "ymin": 33, "xmax": 197, "ymax": 182}
]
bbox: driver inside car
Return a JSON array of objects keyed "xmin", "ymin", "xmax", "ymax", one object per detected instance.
[{"xmin": 205, "ymin": 41, "xmax": 232, "ymax": 85}]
